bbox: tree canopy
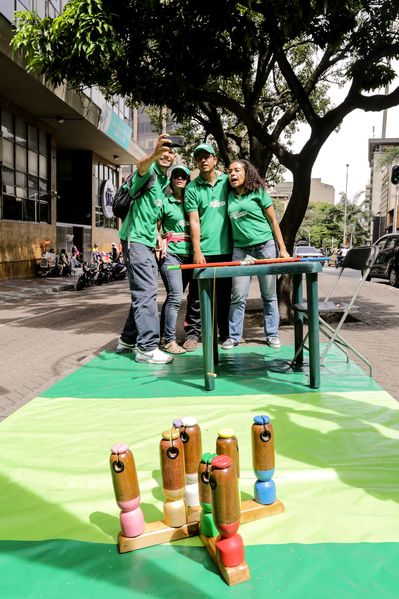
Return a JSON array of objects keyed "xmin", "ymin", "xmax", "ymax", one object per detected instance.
[
  {"xmin": 378, "ymin": 146, "xmax": 399, "ymax": 170},
  {"xmin": 298, "ymin": 195, "xmax": 370, "ymax": 250},
  {"xmin": 12, "ymin": 0, "xmax": 399, "ymax": 248}
]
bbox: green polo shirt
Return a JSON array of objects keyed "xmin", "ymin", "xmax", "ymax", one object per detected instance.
[
  {"xmin": 119, "ymin": 163, "xmax": 168, "ymax": 247},
  {"xmin": 160, "ymin": 195, "xmax": 192, "ymax": 255},
  {"xmin": 227, "ymin": 187, "xmax": 273, "ymax": 247},
  {"xmin": 184, "ymin": 173, "xmax": 232, "ymax": 255}
]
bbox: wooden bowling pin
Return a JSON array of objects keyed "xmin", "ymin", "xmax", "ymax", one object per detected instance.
[
  {"xmin": 216, "ymin": 429, "xmax": 240, "ymax": 478},
  {"xmin": 179, "ymin": 416, "xmax": 202, "ymax": 507},
  {"xmin": 198, "ymin": 452, "xmax": 218, "ymax": 537},
  {"xmin": 251, "ymin": 415, "xmax": 276, "ymax": 505},
  {"xmin": 160, "ymin": 429, "xmax": 186, "ymax": 527},
  {"xmin": 110, "ymin": 443, "xmax": 145, "ymax": 538},
  {"xmin": 209, "ymin": 455, "xmax": 244, "ymax": 568},
  {"xmin": 216, "ymin": 428, "xmax": 241, "ymax": 506}
]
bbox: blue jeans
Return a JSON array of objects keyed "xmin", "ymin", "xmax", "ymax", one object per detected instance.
[
  {"xmin": 160, "ymin": 253, "xmax": 198, "ymax": 342},
  {"xmin": 120, "ymin": 241, "xmax": 160, "ymax": 350},
  {"xmin": 229, "ymin": 240, "xmax": 279, "ymax": 342}
]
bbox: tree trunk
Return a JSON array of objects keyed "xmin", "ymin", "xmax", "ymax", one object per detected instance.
[
  {"xmin": 278, "ymin": 160, "xmax": 313, "ymax": 323},
  {"xmin": 280, "ymin": 161, "xmax": 312, "ymax": 252},
  {"xmin": 278, "ymin": 274, "xmax": 294, "ymax": 324}
]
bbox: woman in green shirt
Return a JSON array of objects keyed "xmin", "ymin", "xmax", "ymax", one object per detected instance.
[
  {"xmin": 222, "ymin": 159, "xmax": 290, "ymax": 350},
  {"xmin": 158, "ymin": 165, "xmax": 200, "ymax": 354}
]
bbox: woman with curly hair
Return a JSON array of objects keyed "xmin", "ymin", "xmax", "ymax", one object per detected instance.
[{"xmin": 221, "ymin": 159, "xmax": 290, "ymax": 350}]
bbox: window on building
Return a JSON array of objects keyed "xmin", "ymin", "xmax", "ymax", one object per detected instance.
[
  {"xmin": 15, "ymin": 0, "xmax": 32, "ymax": 13},
  {"xmin": 46, "ymin": 0, "xmax": 62, "ymax": 18},
  {"xmin": 4, "ymin": 1, "xmax": 63, "ymax": 22},
  {"xmin": 1, "ymin": 109, "xmax": 51, "ymax": 223},
  {"xmin": 94, "ymin": 162, "xmax": 118, "ymax": 229}
]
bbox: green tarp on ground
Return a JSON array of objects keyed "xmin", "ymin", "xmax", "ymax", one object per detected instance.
[
  {"xmin": 41, "ymin": 346, "xmax": 381, "ymax": 398},
  {"xmin": 1, "ymin": 345, "xmax": 398, "ymax": 597}
]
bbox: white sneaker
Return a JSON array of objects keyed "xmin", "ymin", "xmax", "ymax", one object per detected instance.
[
  {"xmin": 135, "ymin": 347, "xmax": 174, "ymax": 364},
  {"xmin": 266, "ymin": 336, "xmax": 281, "ymax": 349},
  {"xmin": 221, "ymin": 338, "xmax": 238, "ymax": 350},
  {"xmin": 116, "ymin": 338, "xmax": 136, "ymax": 353}
]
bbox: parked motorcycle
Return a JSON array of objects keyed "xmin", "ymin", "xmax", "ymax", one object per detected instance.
[
  {"xmin": 76, "ymin": 262, "xmax": 98, "ymax": 290},
  {"xmin": 110, "ymin": 259, "xmax": 127, "ymax": 281},
  {"xmin": 96, "ymin": 259, "xmax": 113, "ymax": 285}
]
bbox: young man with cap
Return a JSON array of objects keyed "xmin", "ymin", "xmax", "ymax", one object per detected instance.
[
  {"xmin": 116, "ymin": 134, "xmax": 176, "ymax": 364},
  {"xmin": 183, "ymin": 143, "xmax": 232, "ymax": 350}
]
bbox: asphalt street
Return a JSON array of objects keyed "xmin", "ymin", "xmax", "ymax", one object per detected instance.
[{"xmin": 0, "ymin": 266, "xmax": 398, "ymax": 422}]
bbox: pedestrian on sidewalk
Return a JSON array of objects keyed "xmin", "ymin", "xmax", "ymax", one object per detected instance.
[
  {"xmin": 183, "ymin": 143, "xmax": 232, "ymax": 351},
  {"xmin": 57, "ymin": 249, "xmax": 71, "ymax": 277},
  {"xmin": 92, "ymin": 244, "xmax": 100, "ymax": 264},
  {"xmin": 158, "ymin": 165, "xmax": 200, "ymax": 354},
  {"xmin": 221, "ymin": 159, "xmax": 289, "ymax": 351},
  {"xmin": 111, "ymin": 243, "xmax": 119, "ymax": 262},
  {"xmin": 117, "ymin": 134, "xmax": 176, "ymax": 364}
]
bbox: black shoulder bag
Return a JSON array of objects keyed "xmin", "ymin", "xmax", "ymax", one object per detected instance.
[{"xmin": 113, "ymin": 171, "xmax": 157, "ymax": 221}]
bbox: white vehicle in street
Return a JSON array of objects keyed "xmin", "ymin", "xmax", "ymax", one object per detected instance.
[{"xmin": 293, "ymin": 245, "xmax": 325, "ymax": 260}]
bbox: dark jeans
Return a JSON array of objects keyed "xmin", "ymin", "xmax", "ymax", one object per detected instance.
[
  {"xmin": 185, "ymin": 253, "xmax": 232, "ymax": 342},
  {"xmin": 159, "ymin": 253, "xmax": 200, "ymax": 342},
  {"xmin": 120, "ymin": 241, "xmax": 160, "ymax": 351},
  {"xmin": 184, "ymin": 279, "xmax": 201, "ymax": 340}
]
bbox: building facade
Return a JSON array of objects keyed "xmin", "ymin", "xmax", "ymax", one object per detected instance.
[
  {"xmin": 273, "ymin": 178, "xmax": 335, "ymax": 206},
  {"xmin": 0, "ymin": 1, "xmax": 145, "ymax": 279},
  {"xmin": 368, "ymin": 138, "xmax": 399, "ymax": 241}
]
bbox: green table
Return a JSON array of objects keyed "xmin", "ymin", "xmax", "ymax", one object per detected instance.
[{"xmin": 193, "ymin": 260, "xmax": 322, "ymax": 391}]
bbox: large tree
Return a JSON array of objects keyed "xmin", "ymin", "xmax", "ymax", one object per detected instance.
[{"xmin": 12, "ymin": 0, "xmax": 399, "ymax": 251}]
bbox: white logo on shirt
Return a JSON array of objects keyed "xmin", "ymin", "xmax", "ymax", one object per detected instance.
[
  {"xmin": 231, "ymin": 210, "xmax": 248, "ymax": 219},
  {"xmin": 210, "ymin": 200, "xmax": 226, "ymax": 208}
]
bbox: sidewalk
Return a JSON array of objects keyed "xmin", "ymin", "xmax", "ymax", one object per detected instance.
[
  {"xmin": 1, "ymin": 268, "xmax": 398, "ymax": 405},
  {"xmin": 0, "ymin": 275, "xmax": 76, "ymax": 301}
]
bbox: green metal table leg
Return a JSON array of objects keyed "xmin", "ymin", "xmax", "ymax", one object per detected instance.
[
  {"xmin": 293, "ymin": 274, "xmax": 304, "ymax": 365},
  {"xmin": 199, "ymin": 279, "xmax": 216, "ymax": 391},
  {"xmin": 211, "ymin": 280, "xmax": 219, "ymax": 366},
  {"xmin": 306, "ymin": 273, "xmax": 320, "ymax": 389}
]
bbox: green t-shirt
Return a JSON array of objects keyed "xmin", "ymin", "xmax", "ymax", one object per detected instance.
[
  {"xmin": 160, "ymin": 195, "xmax": 192, "ymax": 255},
  {"xmin": 227, "ymin": 187, "xmax": 273, "ymax": 247},
  {"xmin": 184, "ymin": 173, "xmax": 232, "ymax": 255},
  {"xmin": 119, "ymin": 163, "xmax": 168, "ymax": 247}
]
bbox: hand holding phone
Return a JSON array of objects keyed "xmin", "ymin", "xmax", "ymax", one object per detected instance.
[{"xmin": 163, "ymin": 135, "xmax": 185, "ymax": 149}]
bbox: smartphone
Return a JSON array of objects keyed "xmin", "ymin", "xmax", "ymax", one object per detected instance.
[{"xmin": 163, "ymin": 135, "xmax": 185, "ymax": 148}]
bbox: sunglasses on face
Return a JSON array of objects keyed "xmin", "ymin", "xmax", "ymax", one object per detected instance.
[{"xmin": 172, "ymin": 173, "xmax": 189, "ymax": 180}]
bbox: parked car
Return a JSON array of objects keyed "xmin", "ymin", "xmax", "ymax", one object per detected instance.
[
  {"xmin": 293, "ymin": 245, "xmax": 325, "ymax": 264},
  {"xmin": 390, "ymin": 251, "xmax": 399, "ymax": 287},
  {"xmin": 364, "ymin": 233, "xmax": 399, "ymax": 286}
]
